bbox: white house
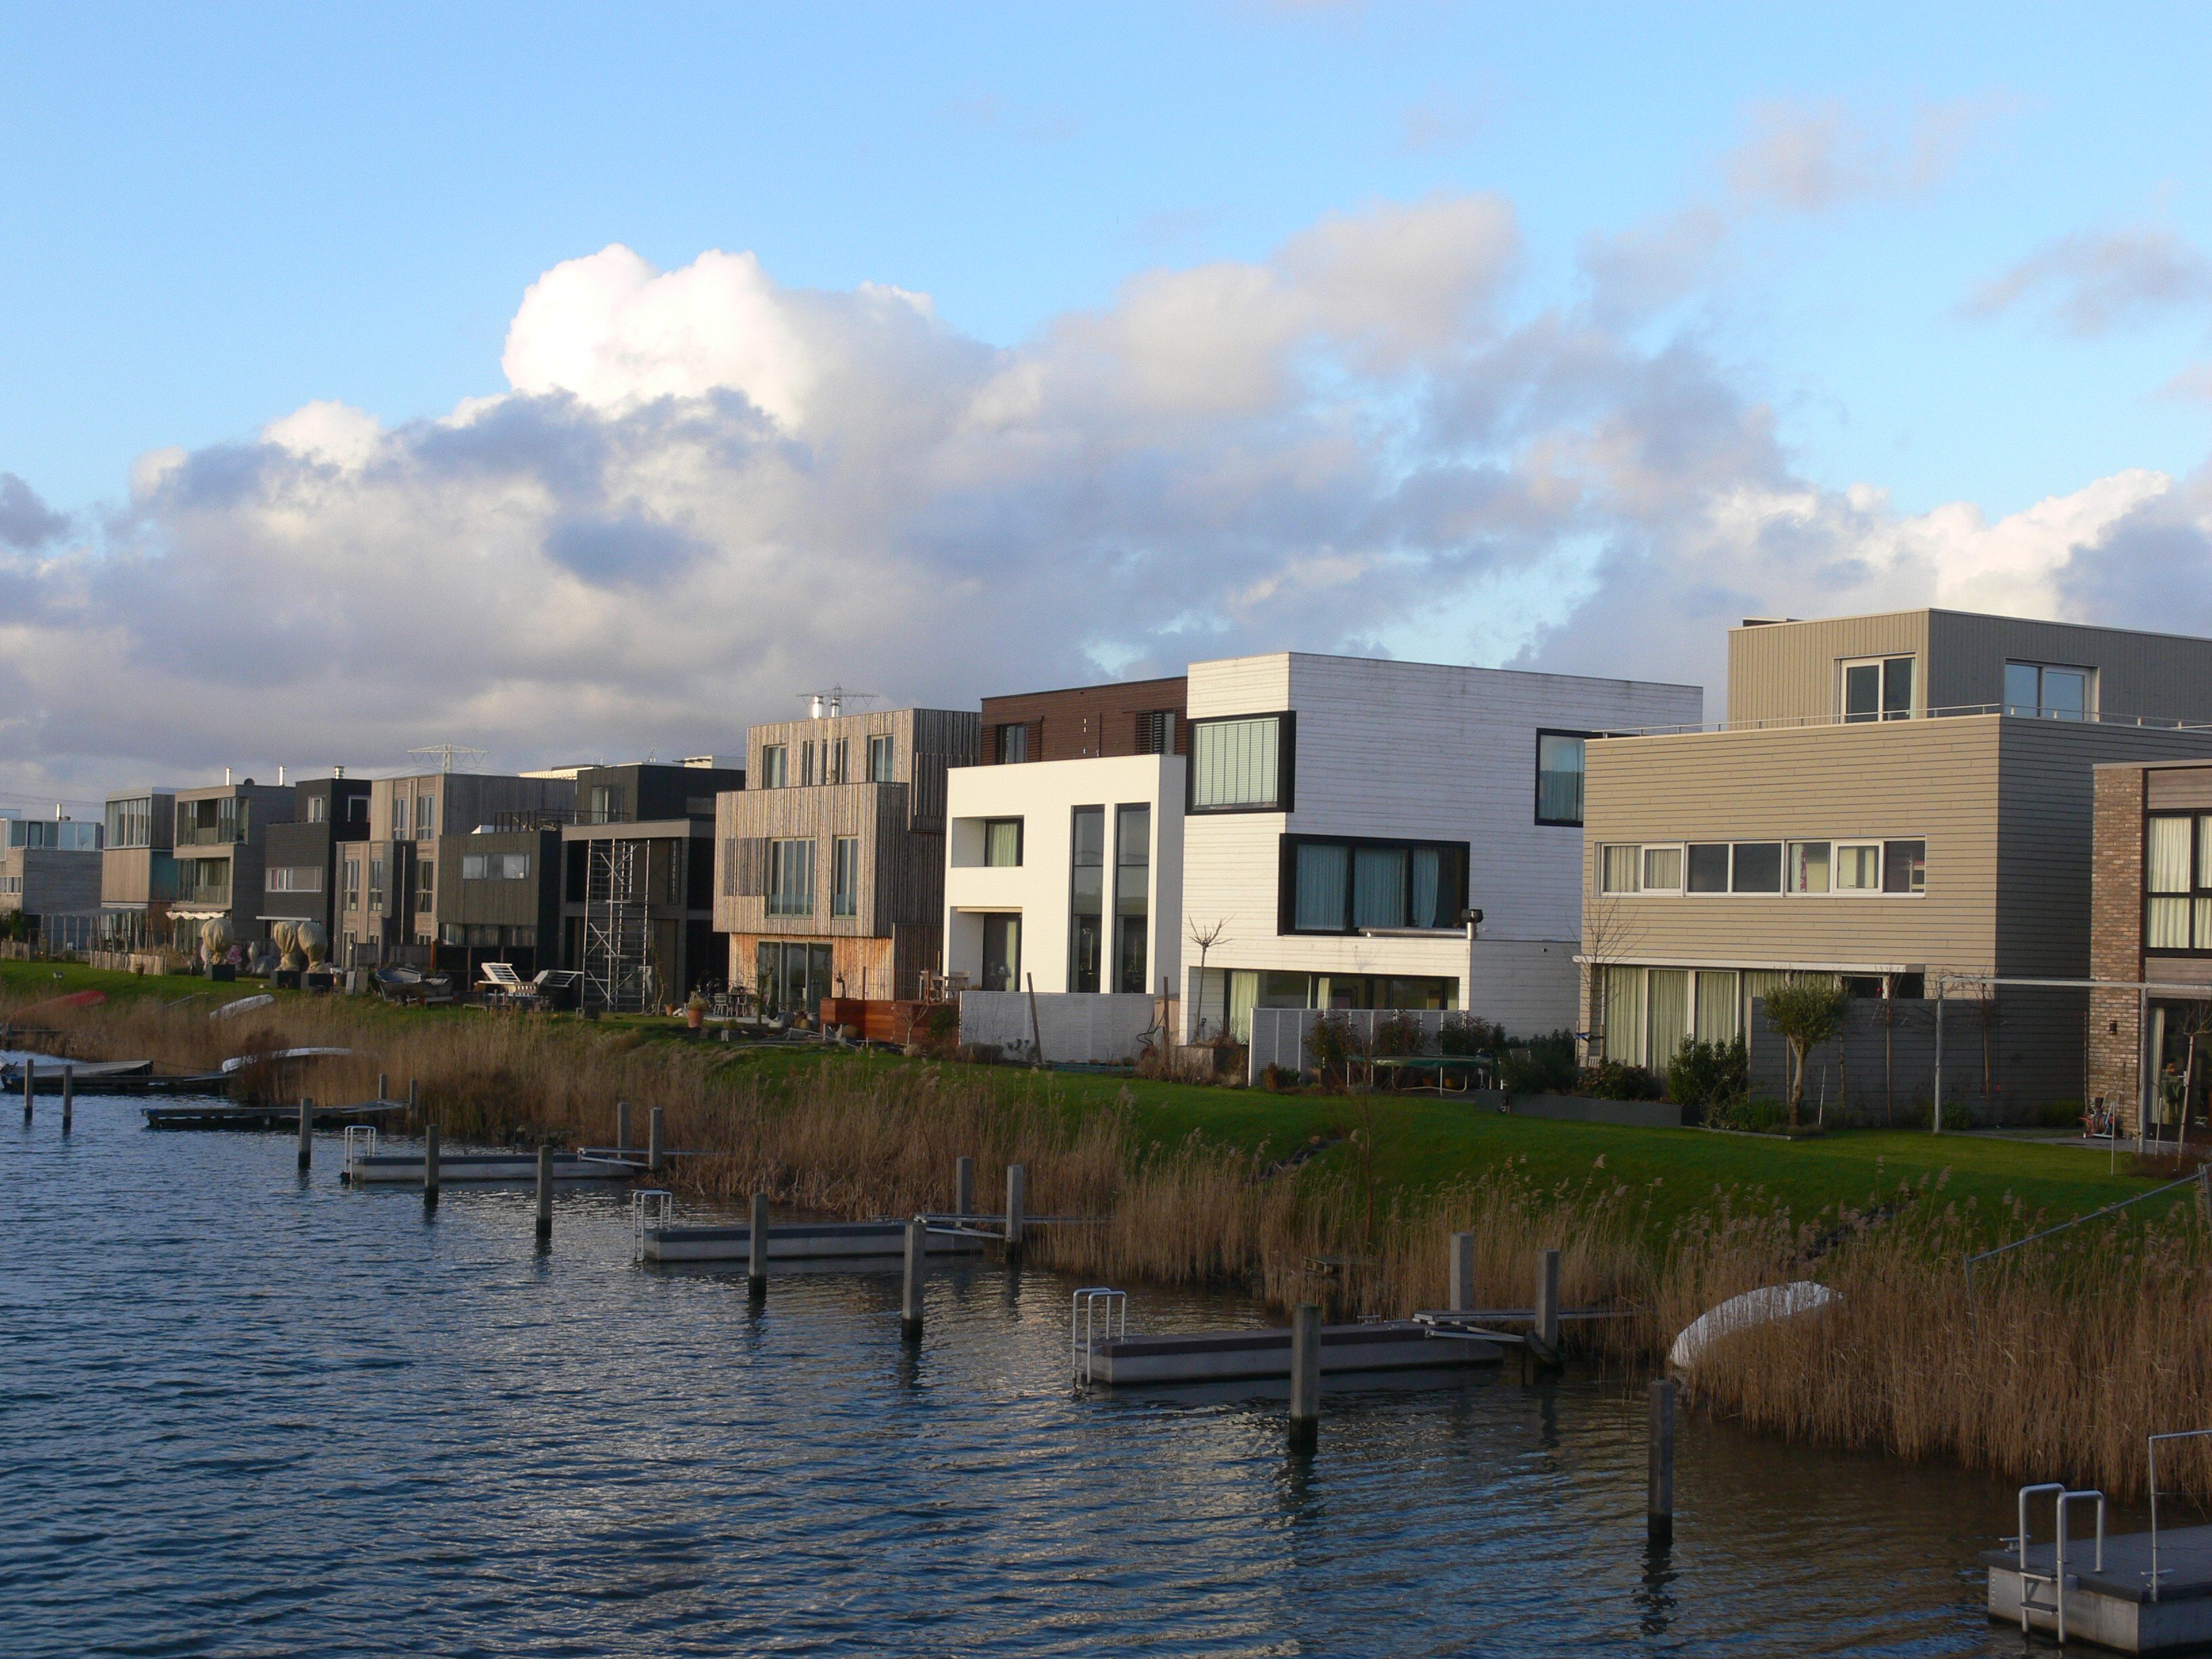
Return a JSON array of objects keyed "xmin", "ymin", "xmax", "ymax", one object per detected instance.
[
  {"xmin": 1180, "ymin": 652, "xmax": 1702, "ymax": 1041},
  {"xmin": 943, "ymin": 754, "xmax": 1185, "ymax": 998}
]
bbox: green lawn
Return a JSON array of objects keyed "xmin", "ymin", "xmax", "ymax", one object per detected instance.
[{"xmin": 7, "ymin": 960, "xmax": 2177, "ymax": 1240}]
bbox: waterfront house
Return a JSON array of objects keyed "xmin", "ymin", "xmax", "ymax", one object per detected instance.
[
  {"xmin": 168, "ymin": 777, "xmax": 296, "ymax": 955},
  {"xmin": 0, "ymin": 810, "xmax": 103, "ymax": 933},
  {"xmin": 1583, "ymin": 609, "xmax": 2212, "ymax": 1118},
  {"xmin": 259, "ymin": 775, "xmax": 373, "ymax": 949},
  {"xmin": 99, "ymin": 788, "xmax": 178, "ymax": 951},
  {"xmin": 980, "ymin": 676, "xmax": 1188, "ymax": 766},
  {"xmin": 715, "ymin": 702, "xmax": 979, "ymax": 1012}
]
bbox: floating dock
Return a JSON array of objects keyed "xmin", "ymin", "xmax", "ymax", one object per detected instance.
[
  {"xmin": 640, "ymin": 1219, "xmax": 987, "ymax": 1263},
  {"xmin": 344, "ymin": 1150, "xmax": 635, "ymax": 1184},
  {"xmin": 1083, "ymin": 1319, "xmax": 1502, "ymax": 1386},
  {"xmin": 1986, "ymin": 1525, "xmax": 2212, "ymax": 1652},
  {"xmin": 4, "ymin": 1059, "xmax": 153, "ymax": 1092},
  {"xmin": 146, "ymin": 1099, "xmax": 409, "ymax": 1131}
]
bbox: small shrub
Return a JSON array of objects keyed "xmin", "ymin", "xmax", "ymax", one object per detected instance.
[
  {"xmin": 1258, "ymin": 1062, "xmax": 1300, "ymax": 1092},
  {"xmin": 1582, "ymin": 1060, "xmax": 1664, "ymax": 1101},
  {"xmin": 1667, "ymin": 1034, "xmax": 1748, "ymax": 1116},
  {"xmin": 1305, "ymin": 1012, "xmax": 1364, "ymax": 1086},
  {"xmin": 1499, "ymin": 1030, "xmax": 1578, "ymax": 1095},
  {"xmin": 1714, "ymin": 1094, "xmax": 1790, "ymax": 1133},
  {"xmin": 1372, "ymin": 1012, "xmax": 1427, "ymax": 1058},
  {"xmin": 1437, "ymin": 1015, "xmax": 1504, "ymax": 1057}
]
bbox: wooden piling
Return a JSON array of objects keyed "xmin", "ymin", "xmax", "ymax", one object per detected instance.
[
  {"xmin": 648, "ymin": 1105, "xmax": 663, "ymax": 1172},
  {"xmin": 377, "ymin": 1071, "xmax": 388, "ymax": 1105},
  {"xmin": 1288, "ymin": 1303, "xmax": 1321, "ymax": 1451},
  {"xmin": 535, "ymin": 1144, "xmax": 553, "ymax": 1249},
  {"xmin": 60, "ymin": 1065, "xmax": 73, "ymax": 1135},
  {"xmin": 22, "ymin": 1057, "xmax": 33, "ymax": 1124},
  {"xmin": 1534, "ymin": 1247, "xmax": 1561, "ymax": 1363},
  {"xmin": 1448, "ymin": 1231, "xmax": 1475, "ymax": 1311},
  {"xmin": 617, "ymin": 1099, "xmax": 632, "ymax": 1156},
  {"xmin": 424, "ymin": 1122, "xmax": 441, "ymax": 1202},
  {"xmin": 1004, "ymin": 1163, "xmax": 1025, "ymax": 1263},
  {"xmin": 901, "ymin": 1216, "xmax": 926, "ymax": 1342},
  {"xmin": 298, "ymin": 1096, "xmax": 312, "ymax": 1171},
  {"xmin": 956, "ymin": 1154, "xmax": 975, "ymax": 1218},
  {"xmin": 408, "ymin": 1077, "xmax": 418, "ymax": 1118},
  {"xmin": 748, "ymin": 1191, "xmax": 769, "ymax": 1294},
  {"xmin": 1648, "ymin": 1376, "xmax": 1676, "ymax": 1544}
]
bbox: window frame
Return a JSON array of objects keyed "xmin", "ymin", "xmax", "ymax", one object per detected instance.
[
  {"xmin": 1832, "ymin": 840, "xmax": 1884, "ymax": 896},
  {"xmin": 1639, "ymin": 843, "xmax": 1685, "ymax": 895},
  {"xmin": 2144, "ymin": 813, "xmax": 2212, "ymax": 954},
  {"xmin": 2005, "ymin": 659, "xmax": 2097, "ymax": 721},
  {"xmin": 983, "ymin": 817, "xmax": 1024, "ymax": 867},
  {"xmin": 760, "ymin": 745, "xmax": 788, "ymax": 789},
  {"xmin": 867, "ymin": 734, "xmax": 895, "ymax": 783},
  {"xmin": 830, "ymin": 835, "xmax": 860, "ymax": 918},
  {"xmin": 1840, "ymin": 655, "xmax": 1917, "ymax": 723},
  {"xmin": 1185, "ymin": 711, "xmax": 1296, "ymax": 815},
  {"xmin": 1533, "ymin": 729, "xmax": 1594, "ymax": 827},
  {"xmin": 1277, "ymin": 832, "xmax": 1469, "ymax": 936},
  {"xmin": 766, "ymin": 837, "xmax": 815, "ymax": 918}
]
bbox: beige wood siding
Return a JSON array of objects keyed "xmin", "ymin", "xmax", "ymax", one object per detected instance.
[{"xmin": 1727, "ymin": 613, "xmax": 1929, "ymax": 726}]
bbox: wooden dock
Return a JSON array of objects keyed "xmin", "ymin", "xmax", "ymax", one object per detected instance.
[
  {"xmin": 343, "ymin": 1149, "xmax": 635, "ymax": 1184},
  {"xmin": 1084, "ymin": 1319, "xmax": 1502, "ymax": 1386},
  {"xmin": 145, "ymin": 1098, "xmax": 409, "ymax": 1131},
  {"xmin": 1987, "ymin": 1525, "xmax": 2212, "ymax": 1652},
  {"xmin": 641, "ymin": 1218, "xmax": 988, "ymax": 1264}
]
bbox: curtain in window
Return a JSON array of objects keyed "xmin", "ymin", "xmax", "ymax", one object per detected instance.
[
  {"xmin": 2150, "ymin": 818, "xmax": 2192, "ymax": 893},
  {"xmin": 1294, "ymin": 843, "xmax": 1348, "ymax": 930},
  {"xmin": 1694, "ymin": 970, "xmax": 1740, "ymax": 1041},
  {"xmin": 1410, "ymin": 848, "xmax": 1441, "ymax": 928},
  {"xmin": 1603, "ymin": 966, "xmax": 1645, "ymax": 1065},
  {"xmin": 1646, "ymin": 969, "xmax": 1690, "ymax": 1071},
  {"xmin": 1602, "ymin": 844, "xmax": 1640, "ymax": 893},
  {"xmin": 1192, "ymin": 717, "xmax": 1279, "ymax": 809},
  {"xmin": 2150, "ymin": 897, "xmax": 2190, "ymax": 949},
  {"xmin": 1353, "ymin": 846, "xmax": 1406, "ymax": 929},
  {"xmin": 1228, "ymin": 969, "xmax": 1259, "ymax": 1044},
  {"xmin": 2198, "ymin": 818, "xmax": 2212, "ymax": 888}
]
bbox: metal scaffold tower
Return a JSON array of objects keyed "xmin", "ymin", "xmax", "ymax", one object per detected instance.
[{"xmin": 583, "ymin": 840, "xmax": 651, "ymax": 1012}]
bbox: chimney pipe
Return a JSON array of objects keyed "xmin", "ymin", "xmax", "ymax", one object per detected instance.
[
  {"xmin": 224, "ymin": 766, "xmax": 232, "ymax": 786},
  {"xmin": 279, "ymin": 764, "xmax": 286, "ymax": 786}
]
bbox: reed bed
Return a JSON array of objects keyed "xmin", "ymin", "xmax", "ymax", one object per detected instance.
[{"xmin": 22, "ymin": 988, "xmax": 2212, "ymax": 1498}]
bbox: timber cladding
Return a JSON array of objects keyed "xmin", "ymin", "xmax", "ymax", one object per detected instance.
[
  {"xmin": 745, "ymin": 708, "xmax": 980, "ymax": 834},
  {"xmin": 979, "ymin": 676, "xmax": 1187, "ymax": 764},
  {"xmin": 714, "ymin": 783, "xmax": 946, "ymax": 944}
]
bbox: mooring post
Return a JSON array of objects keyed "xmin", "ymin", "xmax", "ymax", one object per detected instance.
[
  {"xmin": 901, "ymin": 1216, "xmax": 926, "ymax": 1342},
  {"xmin": 1004, "ymin": 1163, "xmax": 1026, "ymax": 1265},
  {"xmin": 61, "ymin": 1065, "xmax": 73, "ymax": 1135},
  {"xmin": 1449, "ymin": 1231, "xmax": 1475, "ymax": 1312},
  {"xmin": 748, "ymin": 1191, "xmax": 769, "ymax": 1294},
  {"xmin": 1534, "ymin": 1247, "xmax": 1561, "ymax": 1364},
  {"xmin": 377, "ymin": 1071, "xmax": 388, "ymax": 1105},
  {"xmin": 535, "ymin": 1144, "xmax": 554, "ymax": 1250},
  {"xmin": 1648, "ymin": 1376, "xmax": 1677, "ymax": 1544},
  {"xmin": 22, "ymin": 1056, "xmax": 33, "ymax": 1124},
  {"xmin": 424, "ymin": 1121, "xmax": 441, "ymax": 1203},
  {"xmin": 648, "ymin": 1105, "xmax": 664, "ymax": 1172},
  {"xmin": 617, "ymin": 1099, "xmax": 632, "ymax": 1156},
  {"xmin": 298, "ymin": 1096, "xmax": 312, "ymax": 1172},
  {"xmin": 1288, "ymin": 1303, "xmax": 1322, "ymax": 1452},
  {"xmin": 956, "ymin": 1154, "xmax": 975, "ymax": 1219}
]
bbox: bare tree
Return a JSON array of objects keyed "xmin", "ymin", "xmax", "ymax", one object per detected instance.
[
  {"xmin": 1579, "ymin": 888, "xmax": 1645, "ymax": 1067},
  {"xmin": 1187, "ymin": 916, "xmax": 1230, "ymax": 1042}
]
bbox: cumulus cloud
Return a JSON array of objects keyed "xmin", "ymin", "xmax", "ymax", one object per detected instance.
[
  {"xmin": 1, "ymin": 189, "xmax": 2200, "ymax": 798},
  {"xmin": 1972, "ymin": 227, "xmax": 2212, "ymax": 335},
  {"xmin": 1725, "ymin": 97, "xmax": 1988, "ymax": 211},
  {"xmin": 0, "ymin": 474, "xmax": 68, "ymax": 550}
]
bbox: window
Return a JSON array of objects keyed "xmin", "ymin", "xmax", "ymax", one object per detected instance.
[
  {"xmin": 415, "ymin": 860, "xmax": 436, "ymax": 913},
  {"xmin": 461, "ymin": 853, "xmax": 531, "ymax": 880},
  {"xmin": 996, "ymin": 722, "xmax": 1031, "ymax": 764},
  {"xmin": 1641, "ymin": 845, "xmax": 1683, "ymax": 894},
  {"xmin": 1135, "ymin": 710, "xmax": 1174, "ymax": 755},
  {"xmin": 760, "ymin": 745, "xmax": 788, "ymax": 789},
  {"xmin": 342, "ymin": 857, "xmax": 362, "ymax": 911},
  {"xmin": 392, "ymin": 795, "xmax": 408, "ymax": 838},
  {"xmin": 369, "ymin": 857, "xmax": 386, "ymax": 911},
  {"xmin": 1535, "ymin": 731, "xmax": 1590, "ymax": 825},
  {"xmin": 1601, "ymin": 844, "xmax": 1641, "ymax": 894},
  {"xmin": 1115, "ymin": 804, "xmax": 1151, "ymax": 994},
  {"xmin": 416, "ymin": 794, "xmax": 436, "ymax": 837},
  {"xmin": 800, "ymin": 741, "xmax": 815, "ymax": 787},
  {"xmin": 1835, "ymin": 843, "xmax": 1881, "ymax": 893},
  {"xmin": 178, "ymin": 857, "xmax": 230, "ymax": 906},
  {"xmin": 1069, "ymin": 806, "xmax": 1104, "ymax": 991},
  {"xmin": 349, "ymin": 796, "xmax": 367, "ymax": 823},
  {"xmin": 1881, "ymin": 840, "xmax": 1926, "ymax": 894},
  {"xmin": 1788, "ymin": 842, "xmax": 1831, "ymax": 895},
  {"xmin": 1841, "ymin": 655, "xmax": 1915, "ymax": 722},
  {"xmin": 1731, "ymin": 842, "xmax": 1782, "ymax": 893},
  {"xmin": 827, "ymin": 739, "xmax": 848, "ymax": 783},
  {"xmin": 266, "ymin": 866, "xmax": 324, "ymax": 893},
  {"xmin": 755, "ymin": 940, "xmax": 832, "ymax": 1017},
  {"xmin": 981, "ymin": 914, "xmax": 1020, "ymax": 993},
  {"xmin": 587, "ymin": 785, "xmax": 626, "ymax": 824},
  {"xmin": 832, "ymin": 836, "xmax": 859, "ymax": 918},
  {"xmin": 2005, "ymin": 661, "xmax": 2093, "ymax": 720},
  {"xmin": 1189, "ymin": 713, "xmax": 1292, "ymax": 812},
  {"xmin": 1282, "ymin": 835, "xmax": 1467, "ymax": 934},
  {"xmin": 767, "ymin": 838, "xmax": 814, "ymax": 916},
  {"xmin": 2145, "ymin": 815, "xmax": 2212, "ymax": 951},
  {"xmin": 984, "ymin": 819, "xmax": 1023, "ymax": 867},
  {"xmin": 1686, "ymin": 844, "xmax": 1730, "ymax": 893},
  {"xmin": 868, "ymin": 735, "xmax": 895, "ymax": 782},
  {"xmin": 105, "ymin": 797, "xmax": 153, "ymax": 848},
  {"xmin": 307, "ymin": 796, "xmax": 328, "ymax": 825}
]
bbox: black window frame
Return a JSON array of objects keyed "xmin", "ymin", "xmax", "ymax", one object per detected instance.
[
  {"xmin": 982, "ymin": 817, "xmax": 1025, "ymax": 867},
  {"xmin": 2144, "ymin": 813, "xmax": 2210, "ymax": 955},
  {"xmin": 1533, "ymin": 729, "xmax": 1595, "ymax": 827},
  {"xmin": 1276, "ymin": 832, "xmax": 1469, "ymax": 936},
  {"xmin": 1185, "ymin": 710, "xmax": 1296, "ymax": 816}
]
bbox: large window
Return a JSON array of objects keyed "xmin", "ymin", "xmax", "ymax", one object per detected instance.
[
  {"xmin": 415, "ymin": 794, "xmax": 437, "ymax": 837},
  {"xmin": 1069, "ymin": 806, "xmax": 1104, "ymax": 991},
  {"xmin": 178, "ymin": 857, "xmax": 230, "ymax": 906},
  {"xmin": 415, "ymin": 859, "xmax": 436, "ymax": 913},
  {"xmin": 1603, "ymin": 838, "xmax": 1923, "ymax": 896},
  {"xmin": 1281, "ymin": 835, "xmax": 1467, "ymax": 934},
  {"xmin": 996, "ymin": 722, "xmax": 1031, "ymax": 764},
  {"xmin": 586, "ymin": 785, "xmax": 626, "ymax": 824},
  {"xmin": 984, "ymin": 818, "xmax": 1023, "ymax": 867},
  {"xmin": 368, "ymin": 857, "xmax": 386, "ymax": 911},
  {"xmin": 2005, "ymin": 661, "xmax": 2093, "ymax": 720},
  {"xmin": 867, "ymin": 735, "xmax": 895, "ymax": 782},
  {"xmin": 1535, "ymin": 731, "xmax": 1590, "ymax": 825},
  {"xmin": 760, "ymin": 745, "xmax": 787, "ymax": 789},
  {"xmin": 1841, "ymin": 655, "xmax": 1915, "ymax": 722},
  {"xmin": 343, "ymin": 857, "xmax": 362, "ymax": 912},
  {"xmin": 981, "ymin": 914, "xmax": 1020, "ymax": 993},
  {"xmin": 266, "ymin": 866, "xmax": 323, "ymax": 893},
  {"xmin": 462, "ymin": 853, "xmax": 531, "ymax": 880},
  {"xmin": 767, "ymin": 838, "xmax": 814, "ymax": 916},
  {"xmin": 1115, "ymin": 804, "xmax": 1150, "ymax": 994},
  {"xmin": 1134, "ymin": 710, "xmax": 1176, "ymax": 755},
  {"xmin": 832, "ymin": 836, "xmax": 859, "ymax": 918},
  {"xmin": 755, "ymin": 940, "xmax": 832, "ymax": 1016},
  {"xmin": 106, "ymin": 797, "xmax": 153, "ymax": 848},
  {"xmin": 1189, "ymin": 713, "xmax": 1293, "ymax": 813},
  {"xmin": 2146, "ymin": 815, "xmax": 2212, "ymax": 951}
]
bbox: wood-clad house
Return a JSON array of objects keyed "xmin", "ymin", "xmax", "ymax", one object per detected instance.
[{"xmin": 715, "ymin": 705, "xmax": 980, "ymax": 1010}]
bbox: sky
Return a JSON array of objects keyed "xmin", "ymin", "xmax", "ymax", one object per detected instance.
[{"xmin": 3, "ymin": 1, "xmax": 2212, "ymax": 803}]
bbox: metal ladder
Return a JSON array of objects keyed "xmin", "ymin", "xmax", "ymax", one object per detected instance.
[
  {"xmin": 631, "ymin": 1189, "xmax": 674, "ymax": 1261},
  {"xmin": 1071, "ymin": 1288, "xmax": 1127, "ymax": 1385},
  {"xmin": 341, "ymin": 1124, "xmax": 379, "ymax": 1181},
  {"xmin": 2013, "ymin": 1482, "xmax": 2105, "ymax": 1643}
]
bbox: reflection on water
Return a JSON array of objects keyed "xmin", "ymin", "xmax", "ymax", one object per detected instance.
[{"xmin": 3, "ymin": 1086, "xmax": 2046, "ymax": 1656}]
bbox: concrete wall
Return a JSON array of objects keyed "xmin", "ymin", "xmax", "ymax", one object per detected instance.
[{"xmin": 958, "ymin": 990, "xmax": 1161, "ymax": 1064}]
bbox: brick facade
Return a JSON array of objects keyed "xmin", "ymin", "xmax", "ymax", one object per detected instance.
[{"xmin": 2088, "ymin": 764, "xmax": 2147, "ymax": 1130}]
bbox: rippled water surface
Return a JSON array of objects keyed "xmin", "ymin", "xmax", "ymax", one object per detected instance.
[{"xmin": 2, "ymin": 1081, "xmax": 2053, "ymax": 1656}]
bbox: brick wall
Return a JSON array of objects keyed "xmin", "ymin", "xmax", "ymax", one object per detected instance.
[{"xmin": 2088, "ymin": 765, "xmax": 2146, "ymax": 1130}]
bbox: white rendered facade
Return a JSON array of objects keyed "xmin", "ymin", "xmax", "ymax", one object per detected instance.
[
  {"xmin": 1180, "ymin": 653, "xmax": 1702, "ymax": 1040},
  {"xmin": 943, "ymin": 755, "xmax": 1185, "ymax": 997}
]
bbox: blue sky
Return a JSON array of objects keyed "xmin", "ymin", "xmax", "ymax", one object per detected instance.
[{"xmin": 3, "ymin": 3, "xmax": 2211, "ymax": 792}]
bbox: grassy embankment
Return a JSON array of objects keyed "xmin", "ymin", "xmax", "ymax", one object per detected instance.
[{"xmin": 12, "ymin": 958, "xmax": 2212, "ymax": 1499}]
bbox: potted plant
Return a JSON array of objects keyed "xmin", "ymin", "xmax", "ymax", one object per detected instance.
[{"xmin": 686, "ymin": 991, "xmax": 707, "ymax": 1031}]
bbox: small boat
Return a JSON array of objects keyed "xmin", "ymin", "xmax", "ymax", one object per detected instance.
[
  {"xmin": 219, "ymin": 1046, "xmax": 353, "ymax": 1074},
  {"xmin": 211, "ymin": 994, "xmax": 275, "ymax": 1020},
  {"xmin": 0, "ymin": 1058, "xmax": 156, "ymax": 1092},
  {"xmin": 1669, "ymin": 1281, "xmax": 1837, "ymax": 1372}
]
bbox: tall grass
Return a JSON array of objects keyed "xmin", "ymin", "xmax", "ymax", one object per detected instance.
[{"xmin": 22, "ymin": 989, "xmax": 2212, "ymax": 1498}]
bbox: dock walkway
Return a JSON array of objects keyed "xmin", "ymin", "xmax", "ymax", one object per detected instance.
[{"xmin": 1987, "ymin": 1525, "xmax": 2212, "ymax": 1652}]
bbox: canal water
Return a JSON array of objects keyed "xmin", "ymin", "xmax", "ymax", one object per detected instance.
[{"xmin": 5, "ymin": 1088, "xmax": 2055, "ymax": 1656}]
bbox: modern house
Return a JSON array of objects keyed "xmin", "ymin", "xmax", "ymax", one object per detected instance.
[
  {"xmin": 167, "ymin": 777, "xmax": 298, "ymax": 954},
  {"xmin": 2088, "ymin": 758, "xmax": 2212, "ymax": 1135},
  {"xmin": 259, "ymin": 775, "xmax": 373, "ymax": 946},
  {"xmin": 943, "ymin": 753, "xmax": 1185, "ymax": 997},
  {"xmin": 432, "ymin": 826, "xmax": 565, "ymax": 983},
  {"xmin": 100, "ymin": 789, "xmax": 179, "ymax": 951},
  {"xmin": 1582, "ymin": 609, "xmax": 2212, "ymax": 1116},
  {"xmin": 716, "ymin": 703, "xmax": 979, "ymax": 1012},
  {"xmin": 0, "ymin": 812, "xmax": 104, "ymax": 930},
  {"xmin": 333, "ymin": 770, "xmax": 575, "ymax": 969},
  {"xmin": 1179, "ymin": 651, "xmax": 1703, "ymax": 1042},
  {"xmin": 558, "ymin": 759, "xmax": 744, "ymax": 1011},
  {"xmin": 980, "ymin": 676, "xmax": 1188, "ymax": 765}
]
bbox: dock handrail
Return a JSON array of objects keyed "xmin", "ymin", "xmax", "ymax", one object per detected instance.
[
  {"xmin": 2146, "ymin": 1429, "xmax": 2212, "ymax": 1601},
  {"xmin": 631, "ymin": 1189, "xmax": 674, "ymax": 1261},
  {"xmin": 2014, "ymin": 1483, "xmax": 2104, "ymax": 1643},
  {"xmin": 342, "ymin": 1124, "xmax": 378, "ymax": 1177},
  {"xmin": 1071, "ymin": 1288, "xmax": 1127, "ymax": 1385}
]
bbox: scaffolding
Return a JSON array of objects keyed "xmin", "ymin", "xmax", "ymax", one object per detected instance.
[{"xmin": 583, "ymin": 840, "xmax": 652, "ymax": 1013}]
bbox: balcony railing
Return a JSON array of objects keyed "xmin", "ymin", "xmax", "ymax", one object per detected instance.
[{"xmin": 1605, "ymin": 703, "xmax": 2212, "ymax": 738}]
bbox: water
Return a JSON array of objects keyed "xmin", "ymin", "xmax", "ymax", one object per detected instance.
[{"xmin": 3, "ymin": 1084, "xmax": 2052, "ymax": 1656}]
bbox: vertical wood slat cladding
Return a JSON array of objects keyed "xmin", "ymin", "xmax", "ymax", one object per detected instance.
[{"xmin": 979, "ymin": 677, "xmax": 1189, "ymax": 763}]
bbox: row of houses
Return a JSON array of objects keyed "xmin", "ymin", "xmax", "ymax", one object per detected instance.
[{"xmin": 12, "ymin": 605, "xmax": 2212, "ymax": 1130}]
